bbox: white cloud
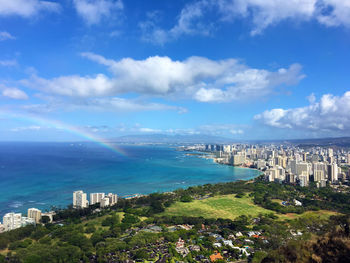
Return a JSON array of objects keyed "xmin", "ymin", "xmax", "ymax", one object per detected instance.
[
  {"xmin": 316, "ymin": 0, "xmax": 350, "ymax": 27},
  {"xmin": 139, "ymin": 127, "xmax": 162, "ymax": 133},
  {"xmin": 141, "ymin": 0, "xmax": 350, "ymax": 43},
  {"xmin": 0, "ymin": 31, "xmax": 15, "ymax": 41},
  {"xmin": 0, "ymin": 0, "xmax": 61, "ymax": 17},
  {"xmin": 199, "ymin": 124, "xmax": 247, "ymax": 136},
  {"xmin": 20, "ymin": 96, "xmax": 185, "ymax": 113},
  {"xmin": 27, "ymin": 53, "xmax": 303, "ymax": 103},
  {"xmin": 79, "ymin": 97, "xmax": 186, "ymax": 112},
  {"xmin": 254, "ymin": 91, "xmax": 350, "ymax": 132},
  {"xmin": 2, "ymin": 88, "xmax": 29, "ymax": 100},
  {"xmin": 83, "ymin": 125, "xmax": 110, "ymax": 133},
  {"xmin": 0, "ymin": 60, "xmax": 17, "ymax": 67},
  {"xmin": 11, "ymin": 125, "xmax": 41, "ymax": 132},
  {"xmin": 73, "ymin": 0, "xmax": 123, "ymax": 25},
  {"xmin": 218, "ymin": 0, "xmax": 317, "ymax": 35},
  {"xmin": 140, "ymin": 0, "xmax": 214, "ymax": 45},
  {"xmin": 230, "ymin": 129, "xmax": 244, "ymax": 135}
]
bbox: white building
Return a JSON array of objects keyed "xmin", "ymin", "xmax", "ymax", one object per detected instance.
[
  {"xmin": 28, "ymin": 208, "xmax": 41, "ymax": 223},
  {"xmin": 313, "ymin": 162, "xmax": 326, "ymax": 182},
  {"xmin": 3, "ymin": 212, "xmax": 22, "ymax": 231},
  {"xmin": 100, "ymin": 197, "xmax": 110, "ymax": 208},
  {"xmin": 0, "ymin": 223, "xmax": 5, "ymax": 233},
  {"xmin": 73, "ymin": 190, "xmax": 89, "ymax": 209},
  {"xmin": 328, "ymin": 163, "xmax": 339, "ymax": 182},
  {"xmin": 106, "ymin": 193, "xmax": 118, "ymax": 206},
  {"xmin": 90, "ymin": 193, "xmax": 105, "ymax": 205},
  {"xmin": 41, "ymin": 211, "xmax": 56, "ymax": 223},
  {"xmin": 299, "ymin": 174, "xmax": 309, "ymax": 187},
  {"xmin": 231, "ymin": 154, "xmax": 245, "ymax": 166},
  {"xmin": 21, "ymin": 217, "xmax": 35, "ymax": 227}
]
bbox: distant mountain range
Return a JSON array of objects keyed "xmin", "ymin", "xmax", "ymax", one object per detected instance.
[
  {"xmin": 112, "ymin": 134, "xmax": 350, "ymax": 148},
  {"xmin": 282, "ymin": 137, "xmax": 350, "ymax": 148},
  {"xmin": 112, "ymin": 134, "xmax": 234, "ymax": 144}
]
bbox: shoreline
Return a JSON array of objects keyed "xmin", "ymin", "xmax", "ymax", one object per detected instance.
[
  {"xmin": 185, "ymin": 150, "xmax": 263, "ymax": 174},
  {"xmin": 0, "ymin": 148, "xmax": 262, "ymax": 218}
]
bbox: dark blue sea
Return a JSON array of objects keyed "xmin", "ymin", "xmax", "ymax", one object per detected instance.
[{"xmin": 0, "ymin": 142, "xmax": 261, "ymax": 217}]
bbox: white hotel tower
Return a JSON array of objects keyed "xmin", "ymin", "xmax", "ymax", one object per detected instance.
[{"xmin": 73, "ymin": 190, "xmax": 89, "ymax": 209}]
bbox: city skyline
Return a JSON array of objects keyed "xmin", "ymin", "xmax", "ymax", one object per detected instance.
[{"xmin": 1, "ymin": 0, "xmax": 350, "ymax": 142}]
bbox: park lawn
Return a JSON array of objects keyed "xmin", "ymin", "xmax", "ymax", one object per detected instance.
[
  {"xmin": 161, "ymin": 194, "xmax": 275, "ymax": 220},
  {"xmin": 278, "ymin": 210, "xmax": 340, "ymax": 221},
  {"xmin": 271, "ymin": 199, "xmax": 284, "ymax": 204}
]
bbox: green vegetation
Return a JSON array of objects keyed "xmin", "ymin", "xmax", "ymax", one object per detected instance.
[
  {"xmin": 1, "ymin": 177, "xmax": 350, "ymax": 262},
  {"xmin": 162, "ymin": 194, "xmax": 273, "ymax": 220}
]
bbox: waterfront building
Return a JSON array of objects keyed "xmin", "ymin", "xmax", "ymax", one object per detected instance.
[
  {"xmin": 21, "ymin": 217, "xmax": 35, "ymax": 227},
  {"xmin": 28, "ymin": 208, "xmax": 42, "ymax": 223},
  {"xmin": 256, "ymin": 159, "xmax": 266, "ymax": 169},
  {"xmin": 223, "ymin": 145, "xmax": 231, "ymax": 152},
  {"xmin": 107, "ymin": 193, "xmax": 118, "ymax": 206},
  {"xmin": 41, "ymin": 211, "xmax": 56, "ymax": 223},
  {"xmin": 231, "ymin": 154, "xmax": 245, "ymax": 166},
  {"xmin": 73, "ymin": 190, "xmax": 89, "ymax": 209},
  {"xmin": 90, "ymin": 193, "xmax": 105, "ymax": 205},
  {"xmin": 3, "ymin": 212, "xmax": 22, "ymax": 231},
  {"xmin": 100, "ymin": 197, "xmax": 110, "ymax": 208}
]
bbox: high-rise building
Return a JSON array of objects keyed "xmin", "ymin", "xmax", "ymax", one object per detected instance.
[
  {"xmin": 266, "ymin": 167, "xmax": 279, "ymax": 182},
  {"xmin": 296, "ymin": 162, "xmax": 311, "ymax": 176},
  {"xmin": 302, "ymin": 153, "xmax": 307, "ymax": 162},
  {"xmin": 223, "ymin": 145, "xmax": 231, "ymax": 153},
  {"xmin": 3, "ymin": 212, "xmax": 22, "ymax": 231},
  {"xmin": 256, "ymin": 160, "xmax": 266, "ymax": 169},
  {"xmin": 107, "ymin": 193, "xmax": 118, "ymax": 206},
  {"xmin": 27, "ymin": 208, "xmax": 41, "ymax": 223},
  {"xmin": 327, "ymin": 163, "xmax": 338, "ymax": 182},
  {"xmin": 231, "ymin": 154, "xmax": 245, "ymax": 166},
  {"xmin": 313, "ymin": 162, "xmax": 326, "ymax": 182},
  {"xmin": 286, "ymin": 173, "xmax": 296, "ymax": 184},
  {"xmin": 90, "ymin": 193, "xmax": 105, "ymax": 205},
  {"xmin": 100, "ymin": 197, "xmax": 110, "ymax": 208},
  {"xmin": 328, "ymin": 148, "xmax": 333, "ymax": 157},
  {"xmin": 290, "ymin": 160, "xmax": 297, "ymax": 175},
  {"xmin": 298, "ymin": 175, "xmax": 309, "ymax": 187},
  {"xmin": 73, "ymin": 190, "xmax": 89, "ymax": 209}
]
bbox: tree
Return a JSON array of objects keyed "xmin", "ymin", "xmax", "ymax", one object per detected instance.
[
  {"xmin": 180, "ymin": 195, "xmax": 193, "ymax": 202},
  {"xmin": 40, "ymin": 216, "xmax": 50, "ymax": 224}
]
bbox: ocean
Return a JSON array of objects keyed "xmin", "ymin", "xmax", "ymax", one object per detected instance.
[{"xmin": 0, "ymin": 142, "xmax": 261, "ymax": 217}]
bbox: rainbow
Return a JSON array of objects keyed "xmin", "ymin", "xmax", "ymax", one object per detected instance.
[{"xmin": 0, "ymin": 110, "xmax": 127, "ymax": 156}]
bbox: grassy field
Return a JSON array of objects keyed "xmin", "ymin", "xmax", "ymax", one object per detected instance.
[
  {"xmin": 161, "ymin": 195, "xmax": 340, "ymax": 221},
  {"xmin": 161, "ymin": 194, "xmax": 274, "ymax": 220},
  {"xmin": 278, "ymin": 210, "xmax": 340, "ymax": 221}
]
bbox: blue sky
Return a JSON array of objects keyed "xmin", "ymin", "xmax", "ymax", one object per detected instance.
[{"xmin": 0, "ymin": 0, "xmax": 350, "ymax": 141}]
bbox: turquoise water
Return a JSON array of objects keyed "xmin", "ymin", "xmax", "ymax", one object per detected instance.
[{"xmin": 0, "ymin": 142, "xmax": 261, "ymax": 217}]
